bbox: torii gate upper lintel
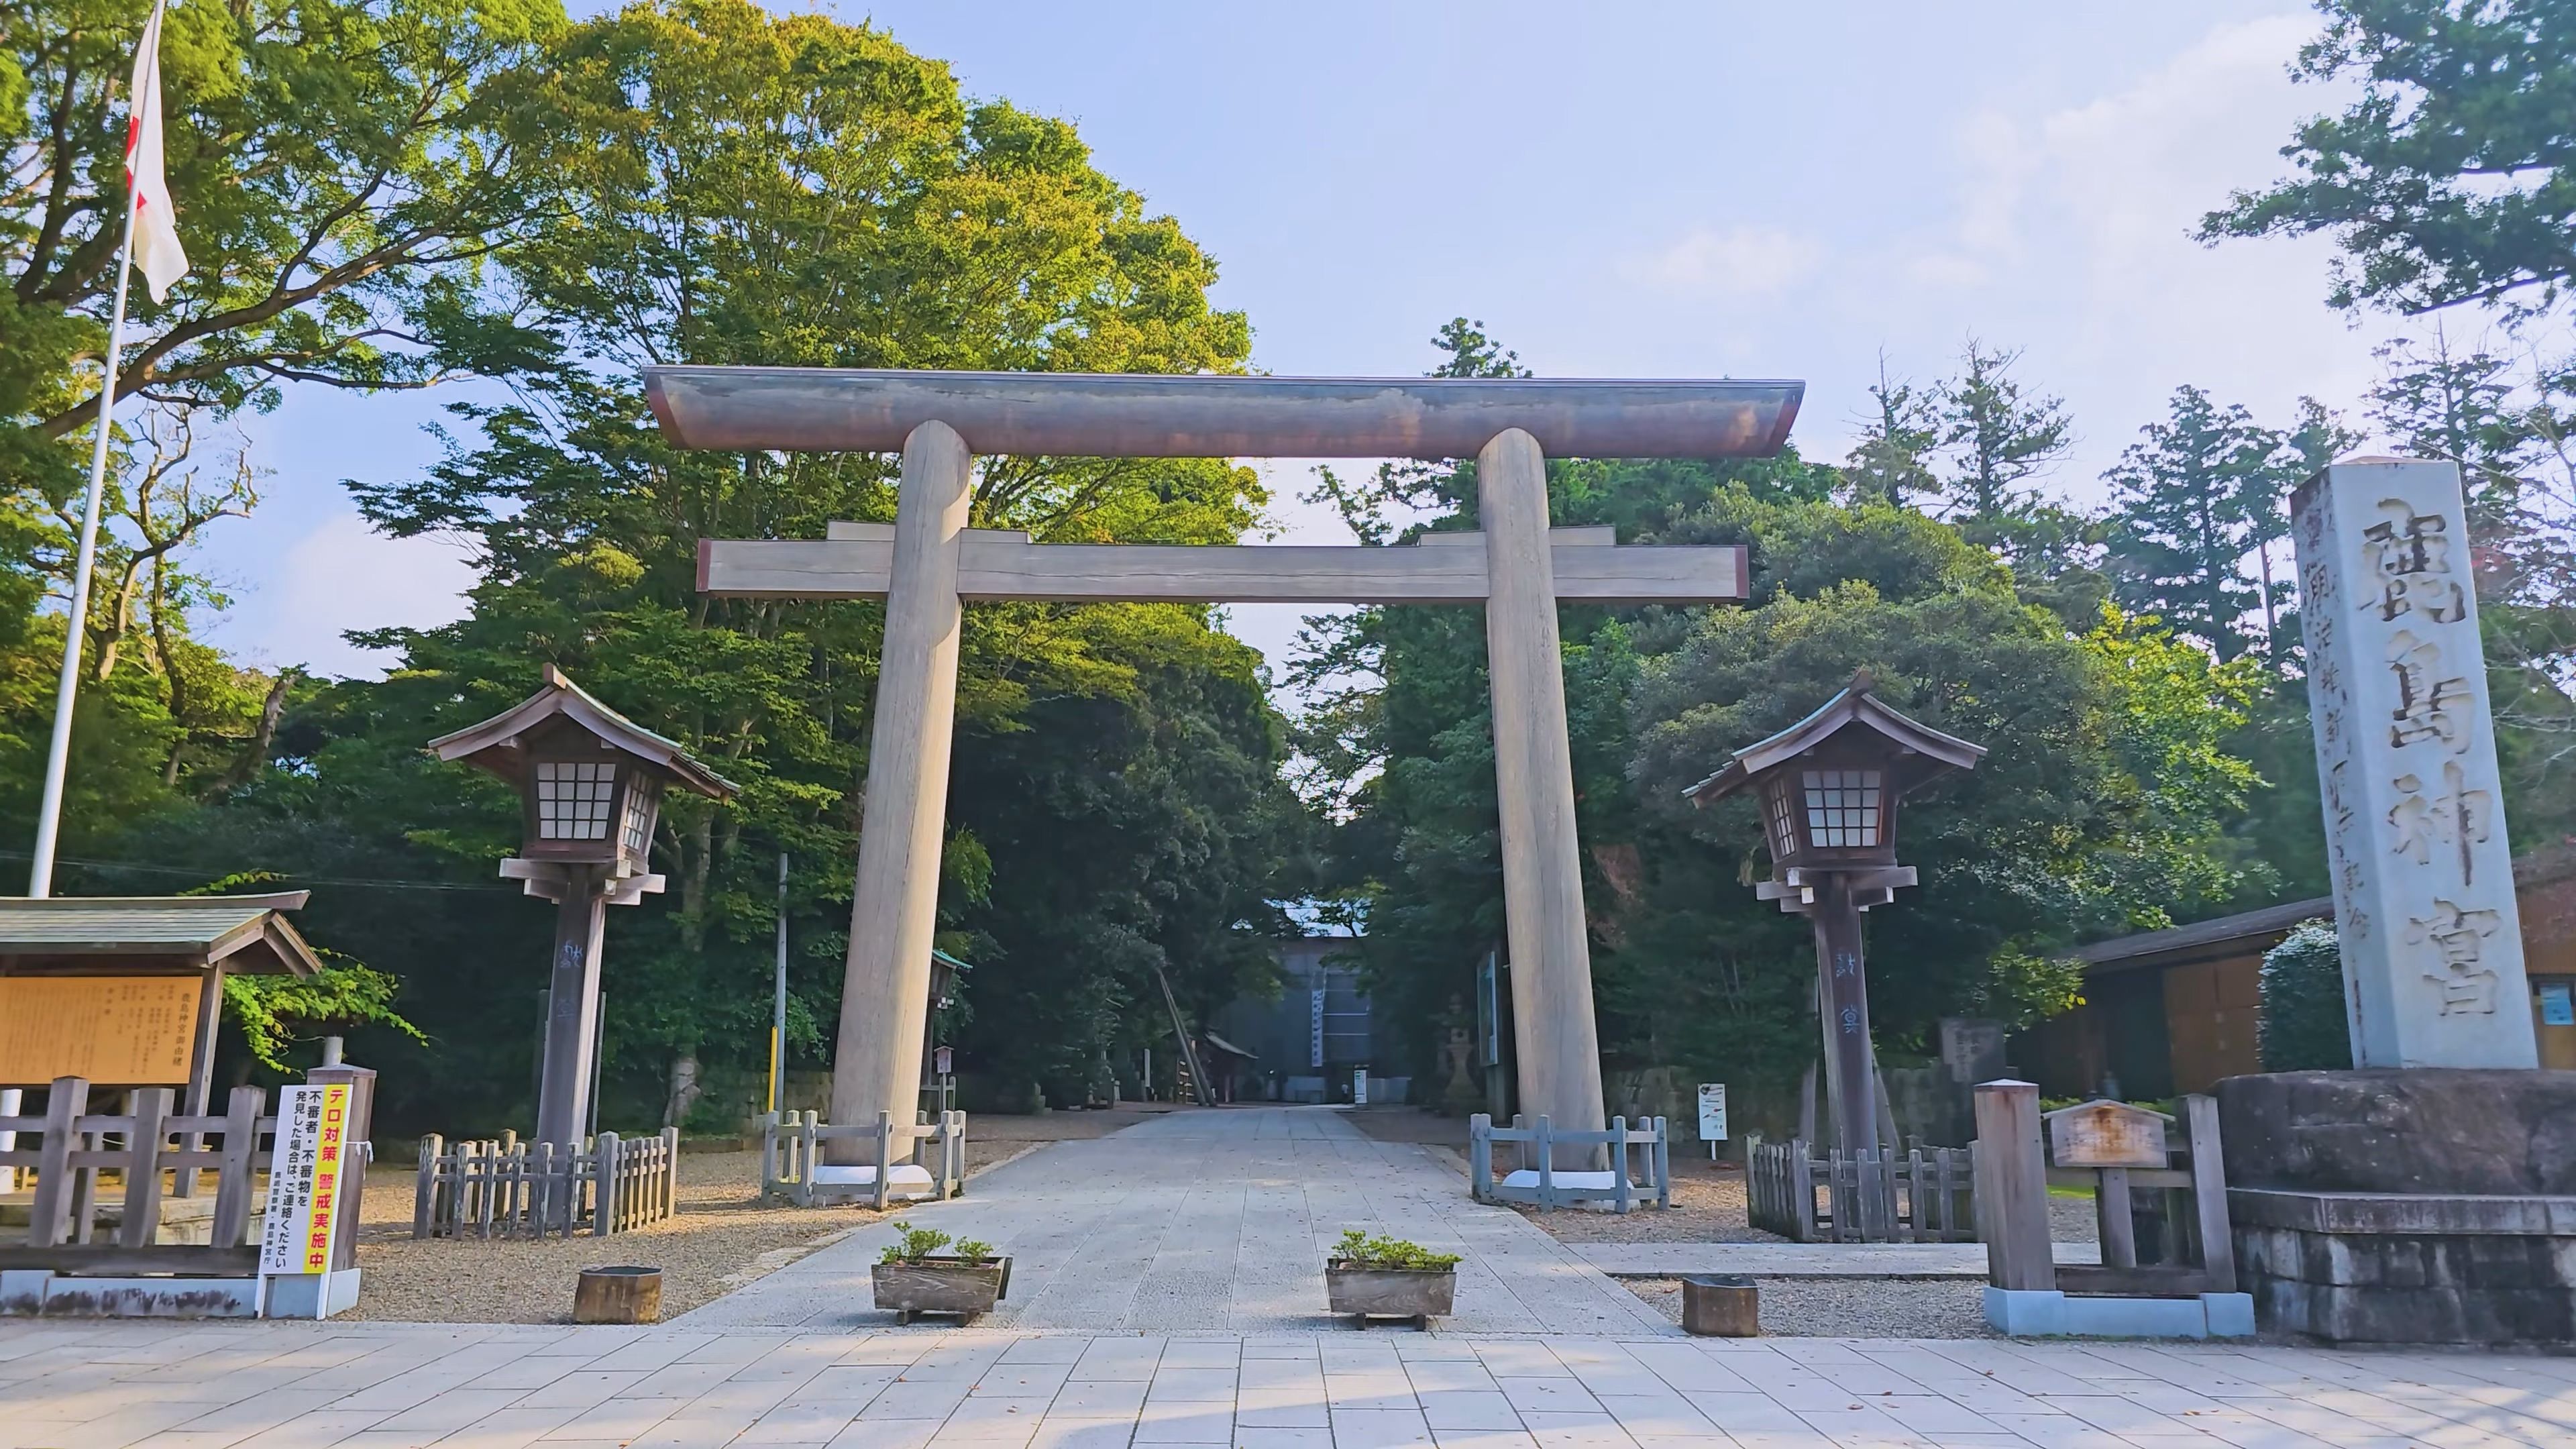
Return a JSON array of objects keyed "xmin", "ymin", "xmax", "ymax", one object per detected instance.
[{"xmin": 653, "ymin": 367, "xmax": 1802, "ymax": 1164}]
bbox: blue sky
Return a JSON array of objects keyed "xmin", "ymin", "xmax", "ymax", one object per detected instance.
[{"xmin": 197, "ymin": 1, "xmax": 2413, "ymax": 686}]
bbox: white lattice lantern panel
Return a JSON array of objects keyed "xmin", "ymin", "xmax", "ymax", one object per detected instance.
[{"xmin": 535, "ymin": 760, "xmax": 619, "ymax": 841}]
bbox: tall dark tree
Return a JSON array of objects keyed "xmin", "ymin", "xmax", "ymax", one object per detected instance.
[
  {"xmin": 2102, "ymin": 386, "xmax": 2292, "ymax": 661},
  {"xmin": 1842, "ymin": 354, "xmax": 1941, "ymax": 509},
  {"xmin": 1935, "ymin": 339, "xmax": 2074, "ymax": 536},
  {"xmin": 2200, "ymin": 0, "xmax": 2576, "ymax": 319}
]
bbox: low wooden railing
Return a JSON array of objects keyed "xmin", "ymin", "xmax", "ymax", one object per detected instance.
[
  {"xmin": 761, "ymin": 1110, "xmax": 965, "ymax": 1209},
  {"xmin": 1466, "ymin": 1114, "xmax": 1672, "ymax": 1212},
  {"xmin": 0, "ymin": 1073, "xmax": 371, "ymax": 1278},
  {"xmin": 411, "ymin": 1128, "xmax": 678, "ymax": 1240},
  {"xmin": 1746, "ymin": 1138, "xmax": 1978, "ymax": 1243}
]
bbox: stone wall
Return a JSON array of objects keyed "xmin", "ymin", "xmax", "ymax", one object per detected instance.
[{"xmin": 2218, "ymin": 1069, "xmax": 2576, "ymax": 1344}]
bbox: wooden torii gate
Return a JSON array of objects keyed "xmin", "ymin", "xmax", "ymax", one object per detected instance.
[{"xmin": 651, "ymin": 368, "xmax": 1801, "ymax": 1160}]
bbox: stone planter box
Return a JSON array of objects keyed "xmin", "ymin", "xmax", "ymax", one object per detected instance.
[
  {"xmin": 871, "ymin": 1256, "xmax": 1010, "ymax": 1324},
  {"xmin": 1325, "ymin": 1263, "xmax": 1455, "ymax": 1327}
]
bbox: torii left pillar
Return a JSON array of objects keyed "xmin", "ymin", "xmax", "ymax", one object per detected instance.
[{"xmin": 830, "ymin": 421, "xmax": 973, "ymax": 1157}]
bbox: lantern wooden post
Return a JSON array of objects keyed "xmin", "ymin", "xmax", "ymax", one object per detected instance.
[
  {"xmin": 1811, "ymin": 871, "xmax": 1877, "ymax": 1160},
  {"xmin": 1684, "ymin": 672, "xmax": 1986, "ymax": 1156},
  {"xmin": 537, "ymin": 864, "xmax": 610, "ymax": 1150}
]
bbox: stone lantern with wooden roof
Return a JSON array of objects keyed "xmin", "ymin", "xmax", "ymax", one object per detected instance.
[
  {"xmin": 1683, "ymin": 670, "xmax": 1985, "ymax": 1159},
  {"xmin": 430, "ymin": 666, "xmax": 737, "ymax": 1149}
]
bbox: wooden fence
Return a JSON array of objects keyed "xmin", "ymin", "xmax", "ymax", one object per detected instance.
[
  {"xmin": 0, "ymin": 1075, "xmax": 332, "ymax": 1277},
  {"xmin": 1747, "ymin": 1139, "xmax": 1977, "ymax": 1243},
  {"xmin": 1466, "ymin": 1114, "xmax": 1672, "ymax": 1212},
  {"xmin": 411, "ymin": 1128, "xmax": 678, "ymax": 1240}
]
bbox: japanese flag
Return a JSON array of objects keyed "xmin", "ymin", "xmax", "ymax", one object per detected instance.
[{"xmin": 125, "ymin": 1, "xmax": 189, "ymax": 303}]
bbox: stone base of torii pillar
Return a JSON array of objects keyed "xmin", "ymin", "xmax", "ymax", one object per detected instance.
[{"xmin": 653, "ymin": 368, "xmax": 1803, "ymax": 1169}]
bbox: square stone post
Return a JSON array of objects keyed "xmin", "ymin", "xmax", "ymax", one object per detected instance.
[
  {"xmin": 1478, "ymin": 427, "xmax": 1608, "ymax": 1164},
  {"xmin": 828, "ymin": 420, "xmax": 974, "ymax": 1150},
  {"xmin": 2292, "ymin": 458, "xmax": 2534, "ymax": 1067}
]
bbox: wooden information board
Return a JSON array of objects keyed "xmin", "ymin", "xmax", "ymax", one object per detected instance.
[
  {"xmin": 2046, "ymin": 1099, "xmax": 2170, "ymax": 1169},
  {"xmin": 0, "ymin": 975, "xmax": 203, "ymax": 1085}
]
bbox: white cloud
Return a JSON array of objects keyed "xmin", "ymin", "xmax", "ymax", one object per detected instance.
[
  {"xmin": 1837, "ymin": 11, "xmax": 2397, "ymax": 497},
  {"xmin": 215, "ymin": 511, "xmax": 478, "ymax": 680},
  {"xmin": 1632, "ymin": 223, "xmax": 1818, "ymax": 302}
]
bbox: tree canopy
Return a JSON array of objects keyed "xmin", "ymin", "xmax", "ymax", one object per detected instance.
[{"xmin": 2201, "ymin": 0, "xmax": 2576, "ymax": 318}]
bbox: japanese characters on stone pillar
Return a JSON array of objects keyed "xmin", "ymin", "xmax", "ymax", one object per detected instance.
[{"xmin": 2292, "ymin": 458, "xmax": 2536, "ymax": 1069}]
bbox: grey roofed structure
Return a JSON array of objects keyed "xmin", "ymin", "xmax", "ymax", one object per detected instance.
[
  {"xmin": 643, "ymin": 368, "xmax": 1805, "ymax": 460},
  {"xmin": 1681, "ymin": 671, "xmax": 1988, "ymax": 807},
  {"xmin": 2073, "ymin": 897, "xmax": 2334, "ymax": 973},
  {"xmin": 0, "ymin": 892, "xmax": 322, "ymax": 975},
  {"xmin": 427, "ymin": 663, "xmax": 740, "ymax": 800}
]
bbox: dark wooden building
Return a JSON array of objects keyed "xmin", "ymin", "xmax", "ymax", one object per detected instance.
[{"xmin": 2015, "ymin": 844, "xmax": 2576, "ymax": 1097}]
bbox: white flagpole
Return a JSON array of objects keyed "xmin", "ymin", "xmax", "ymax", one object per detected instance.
[{"xmin": 27, "ymin": 1, "xmax": 161, "ymax": 899}]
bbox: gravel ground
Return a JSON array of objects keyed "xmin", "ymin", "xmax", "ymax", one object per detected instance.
[
  {"xmin": 1621, "ymin": 1276, "xmax": 2000, "ymax": 1338},
  {"xmin": 347, "ymin": 1106, "xmax": 1175, "ymax": 1324}
]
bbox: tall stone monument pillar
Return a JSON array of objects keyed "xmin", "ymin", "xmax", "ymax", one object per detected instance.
[{"xmin": 2292, "ymin": 458, "xmax": 2536, "ymax": 1068}]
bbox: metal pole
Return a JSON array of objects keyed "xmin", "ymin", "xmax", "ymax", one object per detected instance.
[
  {"xmin": 27, "ymin": 23, "xmax": 154, "ymax": 898},
  {"xmin": 771, "ymin": 851, "xmax": 788, "ymax": 1116}
]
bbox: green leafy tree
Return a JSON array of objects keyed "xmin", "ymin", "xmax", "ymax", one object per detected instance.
[
  {"xmin": 5, "ymin": 0, "xmax": 566, "ymax": 510},
  {"xmin": 5, "ymin": 0, "xmax": 569, "ymax": 871},
  {"xmin": 245, "ymin": 0, "xmax": 1296, "ymax": 1127},
  {"xmin": 1295, "ymin": 323, "xmax": 2260, "ymax": 1133},
  {"xmin": 2200, "ymin": 0, "xmax": 2576, "ymax": 318}
]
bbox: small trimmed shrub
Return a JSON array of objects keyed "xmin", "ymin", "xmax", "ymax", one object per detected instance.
[
  {"xmin": 879, "ymin": 1222, "xmax": 953, "ymax": 1265},
  {"xmin": 1331, "ymin": 1229, "xmax": 1460, "ymax": 1271},
  {"xmin": 2259, "ymin": 920, "xmax": 2355, "ymax": 1071}
]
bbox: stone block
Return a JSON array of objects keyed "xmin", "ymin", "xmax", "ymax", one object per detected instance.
[
  {"xmin": 0, "ymin": 1269, "xmax": 50, "ymax": 1316},
  {"xmin": 1982, "ymin": 1287, "xmax": 2247, "ymax": 1338},
  {"xmin": 261, "ymin": 1270, "xmax": 360, "ymax": 1319},
  {"xmin": 2216, "ymin": 1070, "xmax": 2576, "ymax": 1194},
  {"xmin": 25, "ymin": 1275, "xmax": 260, "ymax": 1318}
]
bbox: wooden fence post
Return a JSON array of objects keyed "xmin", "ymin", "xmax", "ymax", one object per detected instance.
[
  {"xmin": 1654, "ymin": 1116, "xmax": 1672, "ymax": 1210},
  {"xmin": 1534, "ymin": 1117, "xmax": 1555, "ymax": 1210},
  {"xmin": 118, "ymin": 1087, "xmax": 172, "ymax": 1250},
  {"xmin": 595, "ymin": 1132, "xmax": 621, "ymax": 1237},
  {"xmin": 2185, "ymin": 1093, "xmax": 2235, "ymax": 1292},
  {"xmin": 662, "ymin": 1126, "xmax": 681, "ymax": 1222},
  {"xmin": 1610, "ymin": 1118, "xmax": 1631, "ymax": 1214},
  {"xmin": 415, "ymin": 1134, "xmax": 443, "ymax": 1240},
  {"xmin": 1972, "ymin": 1079, "xmax": 2053, "ymax": 1291},
  {"xmin": 1468, "ymin": 1114, "xmax": 1491, "ymax": 1202},
  {"xmin": 29, "ymin": 1077, "xmax": 87, "ymax": 1247},
  {"xmin": 211, "ymin": 1086, "xmax": 263, "ymax": 1250},
  {"xmin": 871, "ymin": 1110, "xmax": 892, "ymax": 1212}
]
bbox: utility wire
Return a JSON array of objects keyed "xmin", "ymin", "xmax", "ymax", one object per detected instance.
[{"xmin": 0, "ymin": 849, "xmax": 517, "ymax": 894}]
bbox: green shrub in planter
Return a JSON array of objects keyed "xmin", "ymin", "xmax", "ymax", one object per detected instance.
[{"xmin": 2259, "ymin": 920, "xmax": 2354, "ymax": 1071}]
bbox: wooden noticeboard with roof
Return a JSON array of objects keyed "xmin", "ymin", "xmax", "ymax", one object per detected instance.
[{"xmin": 0, "ymin": 893, "xmax": 325, "ymax": 1114}]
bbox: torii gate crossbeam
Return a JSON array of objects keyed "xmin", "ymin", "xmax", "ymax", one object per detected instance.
[{"xmin": 652, "ymin": 368, "xmax": 1802, "ymax": 1166}]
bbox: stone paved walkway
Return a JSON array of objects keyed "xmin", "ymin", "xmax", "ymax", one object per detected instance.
[
  {"xmin": 11, "ymin": 1318, "xmax": 2576, "ymax": 1448},
  {"xmin": 11, "ymin": 1106, "xmax": 2576, "ymax": 1447},
  {"xmin": 678, "ymin": 1107, "xmax": 1668, "ymax": 1336}
]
